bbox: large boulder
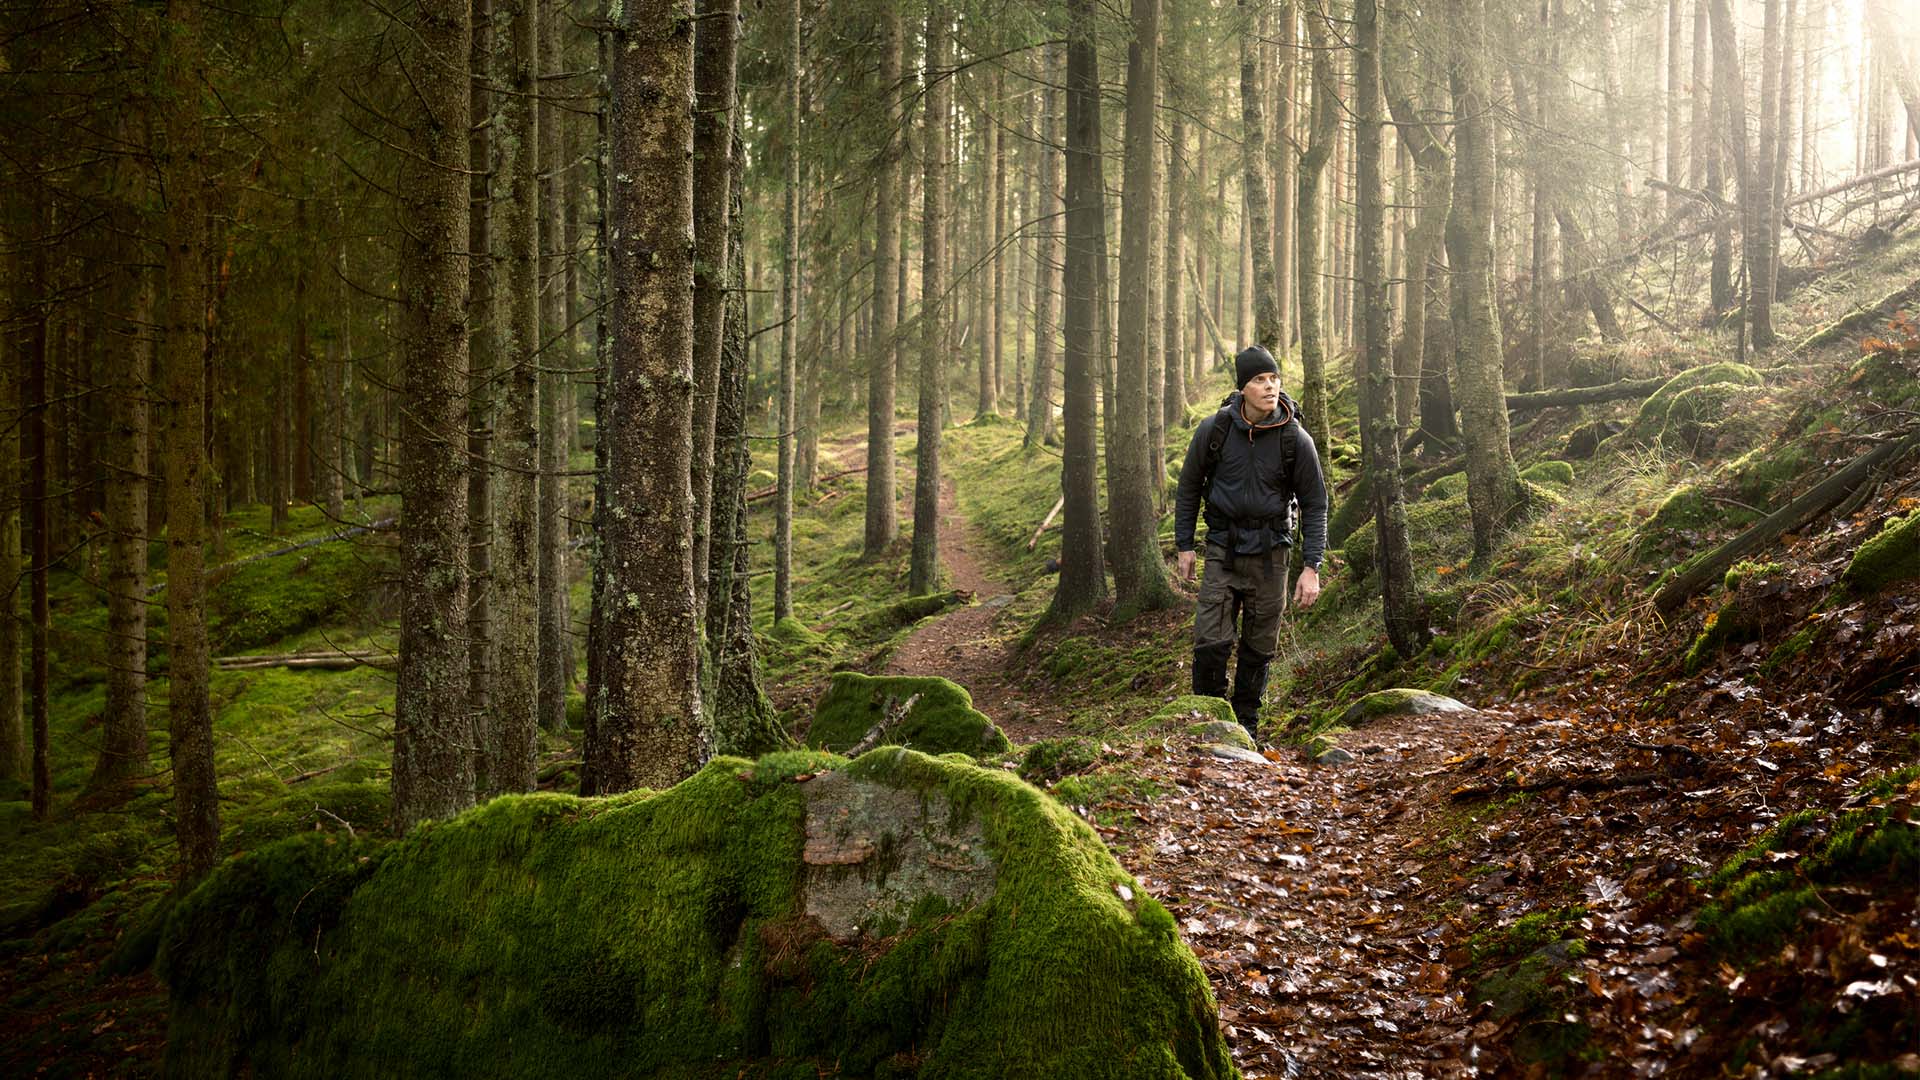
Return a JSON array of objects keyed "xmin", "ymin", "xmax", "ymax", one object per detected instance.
[
  {"xmin": 1338, "ymin": 688, "xmax": 1473, "ymax": 727},
  {"xmin": 158, "ymin": 750, "xmax": 1232, "ymax": 1079},
  {"xmin": 808, "ymin": 672, "xmax": 1012, "ymax": 757}
]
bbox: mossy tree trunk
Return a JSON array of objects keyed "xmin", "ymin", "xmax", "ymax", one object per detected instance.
[
  {"xmin": 1295, "ymin": 0, "xmax": 1338, "ymax": 468},
  {"xmin": 536, "ymin": 0, "xmax": 570, "ymax": 737},
  {"xmin": 909, "ymin": 0, "xmax": 947, "ymax": 597},
  {"xmin": 773, "ymin": 0, "xmax": 799, "ymax": 619},
  {"xmin": 0, "ymin": 227, "xmax": 20, "ymax": 786},
  {"xmin": 1355, "ymin": 0, "xmax": 1425, "ymax": 658},
  {"xmin": 24, "ymin": 213, "xmax": 50, "ymax": 821},
  {"xmin": 709, "ymin": 116, "xmax": 786, "ymax": 757},
  {"xmin": 586, "ymin": 0, "xmax": 709, "ymax": 793},
  {"xmin": 862, "ymin": 6, "xmax": 901, "ymax": 558},
  {"xmin": 1111, "ymin": 0, "xmax": 1176, "ymax": 618},
  {"xmin": 1163, "ymin": 117, "xmax": 1187, "ymax": 432},
  {"xmin": 93, "ymin": 219, "xmax": 153, "ymax": 798},
  {"xmin": 159, "ymin": 0, "xmax": 218, "ymax": 876},
  {"xmin": 690, "ymin": 0, "xmax": 738, "ymax": 603},
  {"xmin": 1445, "ymin": 0, "xmax": 1526, "ymax": 564},
  {"xmin": 1052, "ymin": 0, "xmax": 1108, "ymax": 621},
  {"xmin": 392, "ymin": 0, "xmax": 475, "ymax": 831},
  {"xmin": 490, "ymin": 0, "xmax": 540, "ymax": 795}
]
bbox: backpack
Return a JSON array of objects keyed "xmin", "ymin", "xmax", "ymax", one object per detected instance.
[{"xmin": 1201, "ymin": 390, "xmax": 1304, "ymax": 503}]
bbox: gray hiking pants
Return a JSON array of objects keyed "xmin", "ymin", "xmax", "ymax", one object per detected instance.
[{"xmin": 1194, "ymin": 542, "xmax": 1290, "ymax": 661}]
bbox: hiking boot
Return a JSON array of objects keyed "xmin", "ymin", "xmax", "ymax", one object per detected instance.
[
  {"xmin": 1230, "ymin": 649, "xmax": 1273, "ymax": 744},
  {"xmin": 1192, "ymin": 640, "xmax": 1232, "ymax": 700}
]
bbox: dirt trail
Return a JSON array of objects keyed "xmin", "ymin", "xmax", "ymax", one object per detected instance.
[{"xmin": 880, "ymin": 471, "xmax": 1069, "ymax": 743}]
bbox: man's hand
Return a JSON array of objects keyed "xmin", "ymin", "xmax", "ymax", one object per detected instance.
[
  {"xmin": 1293, "ymin": 566, "xmax": 1321, "ymax": 609},
  {"xmin": 1177, "ymin": 550, "xmax": 1196, "ymax": 582}
]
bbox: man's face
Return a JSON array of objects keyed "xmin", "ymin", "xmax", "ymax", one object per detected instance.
[{"xmin": 1242, "ymin": 371, "xmax": 1280, "ymax": 416}]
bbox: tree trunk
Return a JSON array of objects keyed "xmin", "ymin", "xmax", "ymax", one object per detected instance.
[
  {"xmin": 910, "ymin": 0, "xmax": 948, "ymax": 597},
  {"xmin": 536, "ymin": 0, "xmax": 570, "ymax": 737},
  {"xmin": 1446, "ymin": 0, "xmax": 1527, "ymax": 563},
  {"xmin": 490, "ymin": 0, "xmax": 539, "ymax": 795},
  {"xmin": 1355, "ymin": 0, "xmax": 1424, "ymax": 658},
  {"xmin": 1237, "ymin": 0, "xmax": 1282, "ymax": 354},
  {"xmin": 691, "ymin": 0, "xmax": 738, "ymax": 613},
  {"xmin": 708, "ymin": 114, "xmax": 785, "ymax": 756},
  {"xmin": 466, "ymin": 0, "xmax": 495, "ymax": 744},
  {"xmin": 990, "ymin": 67, "xmax": 1008, "ymax": 415},
  {"xmin": 1296, "ymin": 0, "xmax": 1338, "ymax": 469},
  {"xmin": 393, "ymin": 0, "xmax": 475, "ymax": 830},
  {"xmin": 92, "ymin": 232, "xmax": 154, "ymax": 798},
  {"xmin": 158, "ymin": 0, "xmax": 218, "ymax": 878},
  {"xmin": 864, "ymin": 7, "xmax": 902, "ymax": 556},
  {"xmin": 1750, "ymin": 0, "xmax": 1782, "ymax": 348},
  {"xmin": 0, "ymin": 235, "xmax": 19, "ymax": 786},
  {"xmin": 774, "ymin": 0, "xmax": 799, "ymax": 619},
  {"xmin": 1163, "ymin": 119, "xmax": 1189, "ymax": 432},
  {"xmin": 1692, "ymin": 0, "xmax": 1710, "ymax": 187},
  {"xmin": 1027, "ymin": 57, "xmax": 1061, "ymax": 449},
  {"xmin": 587, "ymin": 0, "xmax": 708, "ymax": 793},
  {"xmin": 1275, "ymin": 5, "xmax": 1297, "ymax": 352},
  {"xmin": 1053, "ymin": 0, "xmax": 1109, "ymax": 620},
  {"xmin": 24, "ymin": 222, "xmax": 51, "ymax": 821},
  {"xmin": 1864, "ymin": 1, "xmax": 1920, "ymax": 138},
  {"xmin": 1112, "ymin": 0, "xmax": 1175, "ymax": 617}
]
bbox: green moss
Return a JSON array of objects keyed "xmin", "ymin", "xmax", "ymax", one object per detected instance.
[
  {"xmin": 1018, "ymin": 738, "xmax": 1099, "ymax": 783},
  {"xmin": 1842, "ymin": 510, "xmax": 1920, "ymax": 593},
  {"xmin": 1466, "ymin": 908, "xmax": 1589, "ymax": 967},
  {"xmin": 1422, "ymin": 471, "xmax": 1469, "ymax": 501},
  {"xmin": 807, "ymin": 672, "xmax": 1012, "ymax": 757},
  {"xmin": 1658, "ymin": 383, "xmax": 1770, "ymax": 450},
  {"xmin": 1517, "ymin": 460, "xmax": 1574, "ymax": 488},
  {"xmin": 1761, "ymin": 623, "xmax": 1821, "ymax": 675},
  {"xmin": 1626, "ymin": 362, "xmax": 1766, "ymax": 441},
  {"xmin": 770, "ymin": 616, "xmax": 825, "ymax": 644},
  {"xmin": 208, "ymin": 536, "xmax": 392, "ymax": 653},
  {"xmin": 159, "ymin": 751, "xmax": 1235, "ymax": 1079},
  {"xmin": 1699, "ymin": 775, "xmax": 1920, "ymax": 960},
  {"xmin": 1146, "ymin": 696, "xmax": 1236, "ymax": 729}
]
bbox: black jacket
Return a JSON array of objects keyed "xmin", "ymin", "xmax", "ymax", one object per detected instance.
[{"xmin": 1172, "ymin": 395, "xmax": 1329, "ymax": 568}]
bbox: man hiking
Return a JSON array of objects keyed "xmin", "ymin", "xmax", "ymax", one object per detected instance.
[{"xmin": 1173, "ymin": 345, "xmax": 1329, "ymax": 746}]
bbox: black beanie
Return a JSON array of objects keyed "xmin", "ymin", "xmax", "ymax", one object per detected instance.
[{"xmin": 1235, "ymin": 345, "xmax": 1279, "ymax": 389}]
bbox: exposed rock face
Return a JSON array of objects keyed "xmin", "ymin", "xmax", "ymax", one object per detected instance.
[
  {"xmin": 158, "ymin": 749, "xmax": 1234, "ymax": 1080},
  {"xmin": 801, "ymin": 768, "xmax": 995, "ymax": 942}
]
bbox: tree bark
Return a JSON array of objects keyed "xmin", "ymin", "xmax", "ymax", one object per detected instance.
[
  {"xmin": 1386, "ymin": 56, "xmax": 1457, "ymax": 447},
  {"xmin": 864, "ymin": 7, "xmax": 902, "ymax": 556},
  {"xmin": 393, "ymin": 0, "xmax": 475, "ymax": 831},
  {"xmin": 490, "ymin": 0, "xmax": 540, "ymax": 795},
  {"xmin": 1355, "ymin": 0, "xmax": 1425, "ymax": 658},
  {"xmin": 1296, "ymin": 0, "xmax": 1338, "ymax": 468},
  {"xmin": 24, "ymin": 220, "xmax": 50, "ymax": 820},
  {"xmin": 774, "ymin": 0, "xmax": 799, "ymax": 619},
  {"xmin": 0, "ymin": 234, "xmax": 19, "ymax": 786},
  {"xmin": 158, "ymin": 0, "xmax": 218, "ymax": 878},
  {"xmin": 1239, "ymin": 0, "xmax": 1282, "ymax": 352},
  {"xmin": 1446, "ymin": 0, "xmax": 1527, "ymax": 562},
  {"xmin": 708, "ymin": 114, "xmax": 786, "ymax": 757},
  {"xmin": 1112, "ymin": 0, "xmax": 1176, "ymax": 617},
  {"xmin": 587, "ymin": 0, "xmax": 708, "ymax": 793},
  {"xmin": 691, "ymin": 0, "xmax": 738, "ymax": 622},
  {"xmin": 1163, "ymin": 119, "xmax": 1188, "ymax": 431},
  {"xmin": 1052, "ymin": 0, "xmax": 1109, "ymax": 620},
  {"xmin": 910, "ymin": 0, "xmax": 948, "ymax": 597},
  {"xmin": 536, "ymin": 0, "xmax": 570, "ymax": 737},
  {"xmin": 92, "ymin": 225, "xmax": 154, "ymax": 798},
  {"xmin": 466, "ymin": 0, "xmax": 495, "ymax": 744},
  {"xmin": 1026, "ymin": 53, "xmax": 1061, "ymax": 449}
]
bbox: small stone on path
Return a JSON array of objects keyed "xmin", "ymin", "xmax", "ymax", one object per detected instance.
[
  {"xmin": 1203, "ymin": 743, "xmax": 1270, "ymax": 765},
  {"xmin": 1312, "ymin": 746, "xmax": 1356, "ymax": 765}
]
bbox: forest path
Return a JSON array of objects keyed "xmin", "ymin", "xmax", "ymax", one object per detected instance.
[{"xmin": 813, "ymin": 424, "xmax": 1071, "ymax": 745}]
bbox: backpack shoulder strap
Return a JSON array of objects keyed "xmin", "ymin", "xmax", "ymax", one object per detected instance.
[{"xmin": 1203, "ymin": 406, "xmax": 1234, "ymax": 476}]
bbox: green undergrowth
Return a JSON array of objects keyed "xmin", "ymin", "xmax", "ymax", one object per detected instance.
[{"xmin": 158, "ymin": 748, "xmax": 1234, "ymax": 1079}]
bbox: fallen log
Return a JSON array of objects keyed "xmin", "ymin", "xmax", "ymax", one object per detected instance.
[
  {"xmin": 747, "ymin": 465, "xmax": 867, "ymax": 503},
  {"xmin": 1790, "ymin": 277, "xmax": 1920, "ymax": 356},
  {"xmin": 1652, "ymin": 425, "xmax": 1920, "ymax": 614},
  {"xmin": 215, "ymin": 650, "xmax": 396, "ymax": 671},
  {"xmin": 1027, "ymin": 495, "xmax": 1066, "ymax": 551},
  {"xmin": 1505, "ymin": 374, "xmax": 1672, "ymax": 413}
]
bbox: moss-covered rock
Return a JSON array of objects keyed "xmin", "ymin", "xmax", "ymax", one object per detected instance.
[
  {"xmin": 1018, "ymin": 737, "xmax": 1099, "ymax": 783},
  {"xmin": 770, "ymin": 616, "xmax": 826, "ymax": 644},
  {"xmin": 1657, "ymin": 382, "xmax": 1771, "ymax": 453},
  {"xmin": 1517, "ymin": 460, "xmax": 1574, "ymax": 488},
  {"xmin": 208, "ymin": 537, "xmax": 392, "ymax": 653},
  {"xmin": 1337, "ymin": 688, "xmax": 1471, "ymax": 727},
  {"xmin": 1188, "ymin": 720, "xmax": 1255, "ymax": 751},
  {"xmin": 807, "ymin": 672, "xmax": 1011, "ymax": 757},
  {"xmin": 1842, "ymin": 510, "xmax": 1920, "ymax": 593},
  {"xmin": 1146, "ymin": 695, "xmax": 1236, "ymax": 729},
  {"xmin": 158, "ymin": 750, "xmax": 1234, "ymax": 1079},
  {"xmin": 1421, "ymin": 472, "xmax": 1469, "ymax": 502},
  {"xmin": 1626, "ymin": 362, "xmax": 1766, "ymax": 439}
]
